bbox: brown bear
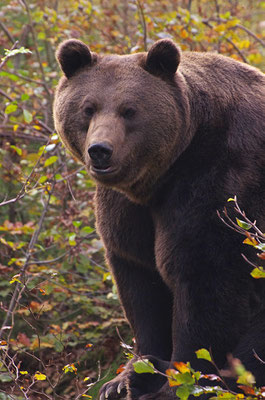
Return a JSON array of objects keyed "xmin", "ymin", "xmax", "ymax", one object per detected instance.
[{"xmin": 54, "ymin": 39, "xmax": 265, "ymax": 400}]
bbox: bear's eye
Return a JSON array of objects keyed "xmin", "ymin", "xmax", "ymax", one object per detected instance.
[
  {"xmin": 122, "ymin": 107, "xmax": 136, "ymax": 119},
  {"xmin": 84, "ymin": 107, "xmax": 95, "ymax": 118}
]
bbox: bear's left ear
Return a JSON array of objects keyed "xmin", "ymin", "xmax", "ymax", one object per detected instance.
[
  {"xmin": 56, "ymin": 39, "xmax": 93, "ymax": 79},
  {"xmin": 145, "ymin": 39, "xmax": 181, "ymax": 77}
]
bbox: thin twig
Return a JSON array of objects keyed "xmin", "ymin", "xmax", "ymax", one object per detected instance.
[
  {"xmin": 0, "ymin": 88, "xmax": 14, "ymax": 102},
  {"xmin": 225, "ymin": 37, "xmax": 248, "ymax": 63},
  {"xmin": 0, "ymin": 21, "xmax": 16, "ymax": 44},
  {"xmin": 19, "ymin": 0, "xmax": 52, "ymax": 102},
  {"xmin": 0, "ymin": 183, "xmax": 54, "ymax": 338},
  {"xmin": 236, "ymin": 23, "xmax": 265, "ymax": 47},
  {"xmin": 0, "ymin": 130, "xmax": 47, "ymax": 142},
  {"xmin": 253, "ymin": 349, "xmax": 265, "ymax": 364},
  {"xmin": 241, "ymin": 253, "xmax": 262, "ymax": 270},
  {"xmin": 136, "ymin": 0, "xmax": 147, "ymax": 51},
  {"xmin": 6, "ymin": 71, "xmax": 46, "ymax": 86},
  {"xmin": 36, "ymin": 119, "xmax": 54, "ymax": 134},
  {"xmin": 202, "ymin": 17, "xmax": 265, "ymax": 48}
]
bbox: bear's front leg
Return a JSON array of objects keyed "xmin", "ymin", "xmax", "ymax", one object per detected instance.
[{"xmin": 98, "ymin": 252, "xmax": 173, "ymax": 399}]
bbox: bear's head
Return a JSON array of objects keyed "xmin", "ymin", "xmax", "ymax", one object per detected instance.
[{"xmin": 54, "ymin": 39, "xmax": 191, "ymax": 203}]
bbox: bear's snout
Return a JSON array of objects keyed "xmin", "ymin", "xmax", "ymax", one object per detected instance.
[{"xmin": 88, "ymin": 142, "xmax": 113, "ymax": 170}]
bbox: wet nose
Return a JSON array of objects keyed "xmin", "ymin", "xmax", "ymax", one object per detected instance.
[{"xmin": 88, "ymin": 142, "xmax": 113, "ymax": 169}]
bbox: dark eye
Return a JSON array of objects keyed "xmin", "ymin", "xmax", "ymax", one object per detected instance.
[
  {"xmin": 84, "ymin": 107, "xmax": 95, "ymax": 118},
  {"xmin": 122, "ymin": 107, "xmax": 136, "ymax": 119}
]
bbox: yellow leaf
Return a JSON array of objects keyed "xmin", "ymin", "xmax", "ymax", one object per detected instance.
[
  {"xmin": 238, "ymin": 40, "xmax": 250, "ymax": 49},
  {"xmin": 34, "ymin": 372, "xmax": 46, "ymax": 381},
  {"xmin": 215, "ymin": 24, "xmax": 226, "ymax": 33},
  {"xmin": 226, "ymin": 19, "xmax": 239, "ymax": 28},
  {"xmin": 111, "ymin": 30, "xmax": 120, "ymax": 37},
  {"xmin": 10, "ymin": 275, "xmax": 22, "ymax": 284},
  {"xmin": 243, "ymin": 237, "xmax": 258, "ymax": 246},
  {"xmin": 173, "ymin": 362, "xmax": 190, "ymax": 373},
  {"xmin": 13, "ymin": 124, "xmax": 19, "ymax": 132},
  {"xmin": 0, "ymin": 237, "xmax": 8, "ymax": 245},
  {"xmin": 20, "ymin": 371, "xmax": 28, "ymax": 375},
  {"xmin": 166, "ymin": 369, "xmax": 180, "ymax": 387},
  {"xmin": 63, "ymin": 363, "xmax": 77, "ymax": 373},
  {"xmin": 181, "ymin": 29, "xmax": 189, "ymax": 39}
]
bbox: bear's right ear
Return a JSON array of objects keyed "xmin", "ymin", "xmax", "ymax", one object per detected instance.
[
  {"xmin": 56, "ymin": 39, "xmax": 92, "ymax": 79},
  {"xmin": 145, "ymin": 39, "xmax": 181, "ymax": 78}
]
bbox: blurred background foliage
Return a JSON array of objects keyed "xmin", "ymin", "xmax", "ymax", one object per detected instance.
[{"xmin": 0, "ymin": 0, "xmax": 264, "ymax": 398}]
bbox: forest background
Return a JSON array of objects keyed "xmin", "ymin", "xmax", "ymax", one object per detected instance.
[{"xmin": 0, "ymin": 0, "xmax": 265, "ymax": 399}]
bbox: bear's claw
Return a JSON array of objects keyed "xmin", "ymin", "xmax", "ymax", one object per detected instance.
[{"xmin": 117, "ymin": 381, "xmax": 126, "ymax": 394}]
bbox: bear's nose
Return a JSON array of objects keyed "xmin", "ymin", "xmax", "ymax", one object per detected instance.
[{"xmin": 88, "ymin": 142, "xmax": 113, "ymax": 169}]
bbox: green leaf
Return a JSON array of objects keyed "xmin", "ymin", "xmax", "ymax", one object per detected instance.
[
  {"xmin": 39, "ymin": 175, "xmax": 48, "ymax": 184},
  {"xmin": 23, "ymin": 109, "xmax": 33, "ymax": 123},
  {"xmin": 195, "ymin": 348, "xmax": 212, "ymax": 362},
  {"xmin": 44, "ymin": 156, "xmax": 58, "ymax": 167},
  {"xmin": 5, "ymin": 103, "xmax": 17, "ymax": 114},
  {"xmin": 69, "ymin": 233, "xmax": 77, "ymax": 246},
  {"xmin": 10, "ymin": 145, "xmax": 22, "ymax": 156},
  {"xmin": 0, "ymin": 71, "xmax": 19, "ymax": 81},
  {"xmin": 176, "ymin": 385, "xmax": 193, "ymax": 400},
  {"xmin": 21, "ymin": 93, "xmax": 29, "ymax": 101},
  {"xmin": 133, "ymin": 359, "xmax": 155, "ymax": 374},
  {"xmin": 38, "ymin": 145, "xmax": 46, "ymax": 155},
  {"xmin": 0, "ymin": 373, "xmax": 13, "ymax": 383},
  {"xmin": 2, "ymin": 46, "xmax": 32, "ymax": 61},
  {"xmin": 236, "ymin": 218, "xmax": 251, "ymax": 230},
  {"xmin": 193, "ymin": 371, "xmax": 202, "ymax": 381},
  {"xmin": 37, "ymin": 32, "xmax": 46, "ymax": 40},
  {"xmin": 54, "ymin": 340, "xmax": 64, "ymax": 352},
  {"xmin": 73, "ymin": 221, "xmax": 82, "ymax": 228},
  {"xmin": 81, "ymin": 226, "xmax": 94, "ymax": 234},
  {"xmin": 251, "ymin": 267, "xmax": 265, "ymax": 279},
  {"xmin": 175, "ymin": 372, "xmax": 195, "ymax": 385}
]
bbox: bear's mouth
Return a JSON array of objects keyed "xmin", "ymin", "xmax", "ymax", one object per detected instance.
[{"xmin": 90, "ymin": 165, "xmax": 116, "ymax": 176}]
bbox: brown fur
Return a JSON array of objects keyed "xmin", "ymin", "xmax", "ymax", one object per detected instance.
[{"xmin": 54, "ymin": 39, "xmax": 265, "ymax": 400}]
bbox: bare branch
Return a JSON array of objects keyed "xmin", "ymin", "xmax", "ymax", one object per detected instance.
[
  {"xmin": 0, "ymin": 21, "xmax": 16, "ymax": 44},
  {"xmin": 202, "ymin": 17, "xmax": 265, "ymax": 48},
  {"xmin": 0, "ymin": 183, "xmax": 54, "ymax": 339},
  {"xmin": 225, "ymin": 37, "xmax": 248, "ymax": 63},
  {"xmin": 0, "ymin": 88, "xmax": 14, "ymax": 102},
  {"xmin": 136, "ymin": 0, "xmax": 147, "ymax": 51},
  {"xmin": 19, "ymin": 0, "xmax": 52, "ymax": 103}
]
